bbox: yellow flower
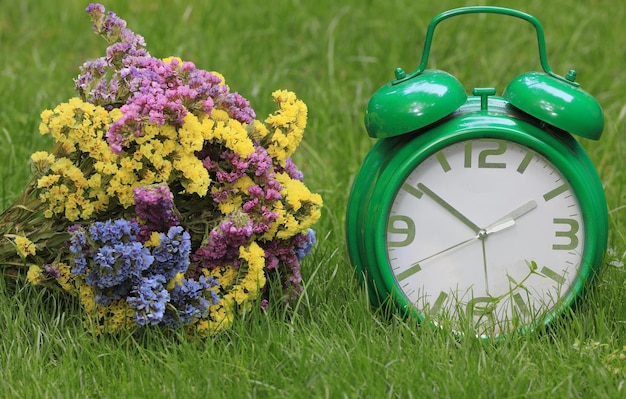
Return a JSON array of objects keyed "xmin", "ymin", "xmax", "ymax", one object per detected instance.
[
  {"xmin": 166, "ymin": 272, "xmax": 185, "ymax": 290},
  {"xmin": 30, "ymin": 151, "xmax": 53, "ymax": 163},
  {"xmin": 162, "ymin": 56, "xmax": 183, "ymax": 64},
  {"xmin": 107, "ymin": 303, "xmax": 134, "ymax": 330},
  {"xmin": 207, "ymin": 265, "xmax": 238, "ymax": 288},
  {"xmin": 27, "ymin": 265, "xmax": 45, "ymax": 285},
  {"xmin": 210, "ymin": 242, "xmax": 266, "ymax": 316},
  {"xmin": 60, "ymin": 142, "xmax": 76, "ymax": 156},
  {"xmin": 195, "ymin": 319, "xmax": 210, "ymax": 333},
  {"xmin": 179, "ymin": 113, "xmax": 206, "ymax": 152},
  {"xmin": 234, "ymin": 175, "xmax": 255, "ymax": 192},
  {"xmin": 79, "ymin": 282, "xmax": 135, "ymax": 335},
  {"xmin": 277, "ymin": 172, "xmax": 310, "ymax": 211},
  {"xmin": 38, "ymin": 110, "xmax": 54, "ymax": 134},
  {"xmin": 36, "ymin": 155, "xmax": 107, "ymax": 220},
  {"xmin": 238, "ymin": 242, "xmax": 266, "ymax": 294},
  {"xmin": 217, "ymin": 198, "xmax": 241, "ymax": 215},
  {"xmin": 54, "ymin": 263, "xmax": 75, "ymax": 293},
  {"xmin": 173, "ymin": 154, "xmax": 210, "ymax": 196},
  {"xmin": 15, "ymin": 235, "xmax": 36, "ymax": 258},
  {"xmin": 200, "ymin": 111, "xmax": 256, "ymax": 159},
  {"xmin": 144, "ymin": 231, "xmax": 161, "ymax": 248},
  {"xmin": 225, "ymin": 122, "xmax": 255, "ymax": 157},
  {"xmin": 37, "ymin": 174, "xmax": 61, "ymax": 189},
  {"xmin": 247, "ymin": 119, "xmax": 269, "ymax": 142},
  {"xmin": 210, "ymin": 109, "xmax": 230, "ymax": 122},
  {"xmin": 262, "ymin": 90, "xmax": 308, "ymax": 163},
  {"xmin": 78, "ymin": 283, "xmax": 97, "ymax": 313},
  {"xmin": 204, "ymin": 303, "xmax": 233, "ymax": 333},
  {"xmin": 30, "ymin": 151, "xmax": 56, "ymax": 174},
  {"xmin": 94, "ymin": 160, "xmax": 118, "ymax": 175}
]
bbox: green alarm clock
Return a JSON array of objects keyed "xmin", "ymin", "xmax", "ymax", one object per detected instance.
[{"xmin": 346, "ymin": 6, "xmax": 608, "ymax": 337}]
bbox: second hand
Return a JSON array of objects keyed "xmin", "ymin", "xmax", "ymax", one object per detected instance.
[{"xmin": 395, "ymin": 219, "xmax": 515, "ymax": 282}]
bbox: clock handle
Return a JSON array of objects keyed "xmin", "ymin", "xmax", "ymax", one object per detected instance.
[
  {"xmin": 367, "ymin": 6, "xmax": 604, "ymax": 140},
  {"xmin": 392, "ymin": 6, "xmax": 565, "ymax": 86}
]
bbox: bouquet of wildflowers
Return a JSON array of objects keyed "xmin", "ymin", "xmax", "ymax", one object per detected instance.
[{"xmin": 0, "ymin": 3, "xmax": 322, "ymax": 336}]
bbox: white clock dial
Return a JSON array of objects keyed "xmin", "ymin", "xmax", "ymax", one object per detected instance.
[{"xmin": 386, "ymin": 138, "xmax": 584, "ymax": 335}]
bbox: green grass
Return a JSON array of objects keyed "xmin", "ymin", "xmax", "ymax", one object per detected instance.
[{"xmin": 1, "ymin": 0, "xmax": 625, "ymax": 397}]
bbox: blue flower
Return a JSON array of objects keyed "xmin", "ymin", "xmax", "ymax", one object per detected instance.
[
  {"xmin": 150, "ymin": 225, "xmax": 191, "ymax": 281},
  {"xmin": 69, "ymin": 230, "xmax": 89, "ymax": 275},
  {"xmin": 69, "ymin": 218, "xmax": 155, "ymax": 305},
  {"xmin": 127, "ymin": 275, "xmax": 170, "ymax": 326},
  {"xmin": 295, "ymin": 228, "xmax": 316, "ymax": 260},
  {"xmin": 162, "ymin": 275, "xmax": 220, "ymax": 328}
]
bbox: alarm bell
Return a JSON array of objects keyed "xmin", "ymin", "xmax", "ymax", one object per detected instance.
[
  {"xmin": 364, "ymin": 69, "xmax": 466, "ymax": 139},
  {"xmin": 502, "ymin": 71, "xmax": 604, "ymax": 140},
  {"xmin": 365, "ymin": 6, "xmax": 604, "ymax": 141}
]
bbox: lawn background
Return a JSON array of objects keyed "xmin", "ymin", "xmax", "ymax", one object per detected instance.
[{"xmin": 1, "ymin": 0, "xmax": 625, "ymax": 397}]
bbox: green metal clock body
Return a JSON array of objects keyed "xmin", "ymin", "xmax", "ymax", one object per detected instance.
[{"xmin": 346, "ymin": 96, "xmax": 608, "ymax": 336}]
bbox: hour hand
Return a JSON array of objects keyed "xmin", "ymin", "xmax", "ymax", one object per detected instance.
[
  {"xmin": 484, "ymin": 200, "xmax": 537, "ymax": 234},
  {"xmin": 417, "ymin": 183, "xmax": 481, "ymax": 233}
]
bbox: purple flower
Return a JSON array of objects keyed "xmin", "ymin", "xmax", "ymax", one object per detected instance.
[
  {"xmin": 85, "ymin": 3, "xmax": 105, "ymax": 14},
  {"xmin": 218, "ymin": 92, "xmax": 256, "ymax": 124},
  {"xmin": 214, "ymin": 152, "xmax": 250, "ymax": 184},
  {"xmin": 280, "ymin": 158, "xmax": 304, "ymax": 181},
  {"xmin": 44, "ymin": 265, "xmax": 62, "ymax": 279},
  {"xmin": 63, "ymin": 4, "xmax": 321, "ymax": 331},
  {"xmin": 248, "ymin": 148, "xmax": 273, "ymax": 177},
  {"xmin": 259, "ymin": 232, "xmax": 317, "ymax": 301},
  {"xmin": 192, "ymin": 218, "xmax": 253, "ymax": 269},
  {"xmin": 77, "ymin": 4, "xmax": 258, "ymax": 154},
  {"xmin": 133, "ymin": 184, "xmax": 178, "ymax": 242}
]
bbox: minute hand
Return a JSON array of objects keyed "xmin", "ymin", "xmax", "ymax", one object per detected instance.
[{"xmin": 417, "ymin": 183, "xmax": 481, "ymax": 233}]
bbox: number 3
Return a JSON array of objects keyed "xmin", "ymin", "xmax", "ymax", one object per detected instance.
[{"xmin": 553, "ymin": 218, "xmax": 579, "ymax": 250}]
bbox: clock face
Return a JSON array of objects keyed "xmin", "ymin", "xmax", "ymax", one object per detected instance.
[{"xmin": 386, "ymin": 138, "xmax": 585, "ymax": 336}]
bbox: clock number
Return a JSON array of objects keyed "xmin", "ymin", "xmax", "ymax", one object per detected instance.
[
  {"xmin": 464, "ymin": 140, "xmax": 507, "ymax": 169},
  {"xmin": 388, "ymin": 215, "xmax": 415, "ymax": 247},
  {"xmin": 516, "ymin": 150, "xmax": 535, "ymax": 174},
  {"xmin": 552, "ymin": 218, "xmax": 579, "ymax": 250},
  {"xmin": 464, "ymin": 142, "xmax": 472, "ymax": 168},
  {"xmin": 467, "ymin": 296, "xmax": 496, "ymax": 317},
  {"xmin": 466, "ymin": 296, "xmax": 496, "ymax": 331}
]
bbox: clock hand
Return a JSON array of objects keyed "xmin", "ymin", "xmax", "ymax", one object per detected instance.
[
  {"xmin": 478, "ymin": 200, "xmax": 536, "ymax": 295},
  {"xmin": 397, "ymin": 200, "xmax": 536, "ymax": 282},
  {"xmin": 398, "ymin": 217, "xmax": 516, "ymax": 282},
  {"xmin": 483, "ymin": 200, "xmax": 537, "ymax": 235},
  {"xmin": 396, "ymin": 235, "xmax": 478, "ymax": 281},
  {"xmin": 416, "ymin": 183, "xmax": 481, "ymax": 233},
  {"xmin": 481, "ymin": 236, "xmax": 490, "ymax": 295}
]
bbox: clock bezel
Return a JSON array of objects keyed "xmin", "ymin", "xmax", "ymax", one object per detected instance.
[{"xmin": 351, "ymin": 100, "xmax": 608, "ymax": 334}]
